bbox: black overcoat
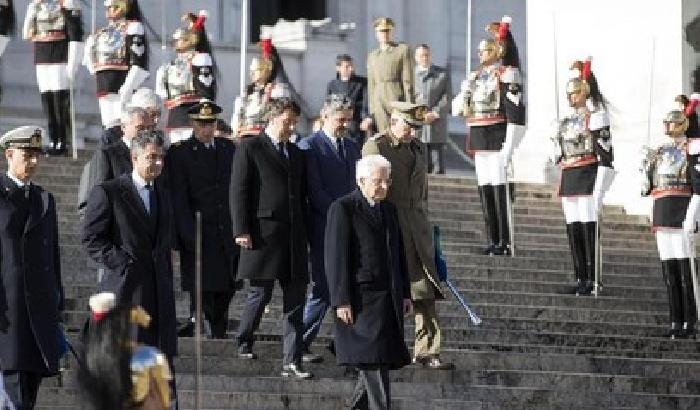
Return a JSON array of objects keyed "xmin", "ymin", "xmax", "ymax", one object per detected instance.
[
  {"xmin": 0, "ymin": 175, "xmax": 63, "ymax": 374},
  {"xmin": 167, "ymin": 136, "xmax": 238, "ymax": 292},
  {"xmin": 229, "ymin": 132, "xmax": 309, "ymax": 283},
  {"xmin": 324, "ymin": 189, "xmax": 411, "ymax": 368},
  {"xmin": 81, "ymin": 174, "xmax": 177, "ymax": 357}
]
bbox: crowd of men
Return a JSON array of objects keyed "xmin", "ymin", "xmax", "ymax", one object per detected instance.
[{"xmin": 0, "ymin": 6, "xmax": 457, "ymax": 409}]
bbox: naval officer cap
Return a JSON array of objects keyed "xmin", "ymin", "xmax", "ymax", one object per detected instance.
[
  {"xmin": 373, "ymin": 17, "xmax": 395, "ymax": 31},
  {"xmin": 390, "ymin": 101, "xmax": 428, "ymax": 129},
  {"xmin": 188, "ymin": 99, "xmax": 222, "ymax": 122},
  {"xmin": 0, "ymin": 126, "xmax": 45, "ymax": 151}
]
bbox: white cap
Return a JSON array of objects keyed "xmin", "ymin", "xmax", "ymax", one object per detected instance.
[{"xmin": 0, "ymin": 126, "xmax": 45, "ymax": 150}]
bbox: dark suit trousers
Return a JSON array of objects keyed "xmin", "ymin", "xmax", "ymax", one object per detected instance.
[
  {"xmin": 347, "ymin": 365, "xmax": 391, "ymax": 410},
  {"xmin": 189, "ymin": 290, "xmax": 234, "ymax": 338},
  {"xmin": 426, "ymin": 143, "xmax": 445, "ymax": 174},
  {"xmin": 3, "ymin": 371, "xmax": 42, "ymax": 410},
  {"xmin": 236, "ymin": 279, "xmax": 306, "ymax": 364}
]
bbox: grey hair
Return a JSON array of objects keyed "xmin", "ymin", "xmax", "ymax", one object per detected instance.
[
  {"xmin": 356, "ymin": 154, "xmax": 391, "ymax": 182},
  {"xmin": 321, "ymin": 94, "xmax": 353, "ymax": 116},
  {"xmin": 130, "ymin": 130, "xmax": 165, "ymax": 156},
  {"xmin": 120, "ymin": 105, "xmax": 147, "ymax": 126}
]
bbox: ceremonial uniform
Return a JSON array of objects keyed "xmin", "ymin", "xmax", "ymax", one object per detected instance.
[
  {"xmin": 0, "ymin": 1, "xmax": 14, "ymax": 71},
  {"xmin": 83, "ymin": 0, "xmax": 148, "ymax": 128},
  {"xmin": 642, "ymin": 97, "xmax": 699, "ymax": 339},
  {"xmin": 552, "ymin": 59, "xmax": 615, "ymax": 295},
  {"xmin": 363, "ymin": 102, "xmax": 451, "ymax": 369},
  {"xmin": 156, "ymin": 10, "xmax": 216, "ymax": 145},
  {"xmin": 0, "ymin": 127, "xmax": 63, "ymax": 410},
  {"xmin": 452, "ymin": 16, "xmax": 526, "ymax": 256},
  {"xmin": 23, "ymin": 0, "xmax": 83, "ymax": 153},
  {"xmin": 167, "ymin": 101, "xmax": 238, "ymax": 339}
]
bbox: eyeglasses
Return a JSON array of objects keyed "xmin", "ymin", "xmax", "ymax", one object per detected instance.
[{"xmin": 366, "ymin": 178, "xmax": 391, "ymax": 186}]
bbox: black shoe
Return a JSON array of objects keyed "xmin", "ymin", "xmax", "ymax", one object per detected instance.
[
  {"xmin": 663, "ymin": 323, "xmax": 683, "ymax": 339},
  {"xmin": 343, "ymin": 366, "xmax": 358, "ymax": 378},
  {"xmin": 301, "ymin": 350, "xmax": 323, "ymax": 363},
  {"xmin": 281, "ymin": 363, "xmax": 313, "ymax": 379},
  {"xmin": 679, "ymin": 323, "xmax": 697, "ymax": 339},
  {"xmin": 177, "ymin": 320, "xmax": 194, "ymax": 337},
  {"xmin": 237, "ymin": 344, "xmax": 257, "ymax": 359},
  {"xmin": 482, "ymin": 244, "xmax": 497, "ymax": 255},
  {"xmin": 414, "ymin": 356, "xmax": 455, "ymax": 370},
  {"xmin": 492, "ymin": 244, "xmax": 511, "ymax": 256},
  {"xmin": 576, "ymin": 280, "xmax": 594, "ymax": 296}
]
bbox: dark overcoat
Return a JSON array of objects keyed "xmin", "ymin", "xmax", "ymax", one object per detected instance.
[
  {"xmin": 325, "ymin": 190, "xmax": 411, "ymax": 369},
  {"xmin": 230, "ymin": 132, "xmax": 309, "ymax": 283},
  {"xmin": 78, "ymin": 139, "xmax": 132, "ymax": 219},
  {"xmin": 298, "ymin": 132, "xmax": 359, "ymax": 281},
  {"xmin": 81, "ymin": 174, "xmax": 177, "ymax": 357},
  {"xmin": 167, "ymin": 136, "xmax": 238, "ymax": 292},
  {"xmin": 326, "ymin": 75, "xmax": 370, "ymax": 135},
  {"xmin": 0, "ymin": 175, "xmax": 63, "ymax": 374}
]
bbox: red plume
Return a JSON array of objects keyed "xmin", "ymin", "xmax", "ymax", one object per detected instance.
[
  {"xmin": 497, "ymin": 15, "xmax": 512, "ymax": 42},
  {"xmin": 686, "ymin": 93, "xmax": 700, "ymax": 116},
  {"xmin": 261, "ymin": 38, "xmax": 273, "ymax": 59},
  {"xmin": 581, "ymin": 57, "xmax": 592, "ymax": 81},
  {"xmin": 193, "ymin": 10, "xmax": 208, "ymax": 32}
]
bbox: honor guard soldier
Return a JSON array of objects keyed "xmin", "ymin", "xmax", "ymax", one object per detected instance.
[
  {"xmin": 0, "ymin": 126, "xmax": 64, "ymax": 410},
  {"xmin": 156, "ymin": 10, "xmax": 216, "ymax": 145},
  {"xmin": 83, "ymin": 0, "xmax": 148, "ymax": 130},
  {"xmin": 22, "ymin": 0, "xmax": 83, "ymax": 155},
  {"xmin": 232, "ymin": 38, "xmax": 281, "ymax": 138},
  {"xmin": 0, "ymin": 0, "xmax": 15, "ymax": 99},
  {"xmin": 452, "ymin": 15, "xmax": 526, "ymax": 256},
  {"xmin": 80, "ymin": 296, "xmax": 174, "ymax": 410},
  {"xmin": 367, "ymin": 17, "xmax": 414, "ymax": 134},
  {"xmin": 552, "ymin": 59, "xmax": 614, "ymax": 296},
  {"xmin": 642, "ymin": 96, "xmax": 699, "ymax": 339},
  {"xmin": 363, "ymin": 102, "xmax": 452, "ymax": 369},
  {"xmin": 167, "ymin": 100, "xmax": 238, "ymax": 339}
]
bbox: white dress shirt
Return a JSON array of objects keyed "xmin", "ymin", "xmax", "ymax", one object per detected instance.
[
  {"xmin": 131, "ymin": 170, "xmax": 152, "ymax": 214},
  {"xmin": 265, "ymin": 128, "xmax": 288, "ymax": 158}
]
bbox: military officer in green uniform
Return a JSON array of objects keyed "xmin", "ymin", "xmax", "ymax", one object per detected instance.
[
  {"xmin": 367, "ymin": 17, "xmax": 414, "ymax": 134},
  {"xmin": 362, "ymin": 102, "xmax": 452, "ymax": 369}
]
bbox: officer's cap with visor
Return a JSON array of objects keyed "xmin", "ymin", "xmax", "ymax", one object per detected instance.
[
  {"xmin": 0, "ymin": 126, "xmax": 45, "ymax": 152},
  {"xmin": 390, "ymin": 101, "xmax": 428, "ymax": 129},
  {"xmin": 188, "ymin": 99, "xmax": 222, "ymax": 123}
]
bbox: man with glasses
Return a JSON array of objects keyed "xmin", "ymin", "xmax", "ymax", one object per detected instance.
[
  {"xmin": 325, "ymin": 154, "xmax": 412, "ymax": 410},
  {"xmin": 363, "ymin": 101, "xmax": 452, "ymax": 370},
  {"xmin": 167, "ymin": 100, "xmax": 238, "ymax": 339},
  {"xmin": 297, "ymin": 94, "xmax": 361, "ymax": 363},
  {"xmin": 230, "ymin": 97, "xmax": 312, "ymax": 379}
]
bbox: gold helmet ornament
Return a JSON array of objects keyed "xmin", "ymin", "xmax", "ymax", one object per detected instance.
[
  {"xmin": 479, "ymin": 15, "xmax": 512, "ymax": 65},
  {"xmin": 250, "ymin": 37, "xmax": 274, "ymax": 79},
  {"xmin": 173, "ymin": 10, "xmax": 207, "ymax": 52},
  {"xmin": 104, "ymin": 0, "xmax": 129, "ymax": 18},
  {"xmin": 663, "ymin": 94, "xmax": 700, "ymax": 137},
  {"xmin": 566, "ymin": 58, "xmax": 593, "ymax": 107}
]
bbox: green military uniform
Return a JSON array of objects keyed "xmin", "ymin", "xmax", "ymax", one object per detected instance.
[
  {"xmin": 367, "ymin": 34, "xmax": 414, "ymax": 133},
  {"xmin": 362, "ymin": 102, "xmax": 445, "ymax": 359}
]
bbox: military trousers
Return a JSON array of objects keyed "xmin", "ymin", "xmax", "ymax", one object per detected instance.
[{"xmin": 413, "ymin": 299, "xmax": 442, "ymax": 358}]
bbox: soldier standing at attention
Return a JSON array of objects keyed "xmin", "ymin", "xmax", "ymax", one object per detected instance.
[
  {"xmin": 367, "ymin": 17, "xmax": 414, "ymax": 134},
  {"xmin": 363, "ymin": 102, "xmax": 453, "ymax": 369}
]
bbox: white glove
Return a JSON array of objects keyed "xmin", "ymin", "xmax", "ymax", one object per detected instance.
[
  {"xmin": 66, "ymin": 41, "xmax": 84, "ymax": 80},
  {"xmin": 592, "ymin": 191, "xmax": 604, "ymax": 212},
  {"xmin": 683, "ymin": 195, "xmax": 700, "ymax": 234}
]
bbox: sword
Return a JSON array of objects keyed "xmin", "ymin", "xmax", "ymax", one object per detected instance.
[
  {"xmin": 505, "ymin": 161, "xmax": 516, "ymax": 257},
  {"xmin": 433, "ymin": 225, "xmax": 482, "ymax": 325},
  {"xmin": 194, "ymin": 211, "xmax": 203, "ymax": 410},
  {"xmin": 593, "ymin": 214, "xmax": 602, "ymax": 297}
]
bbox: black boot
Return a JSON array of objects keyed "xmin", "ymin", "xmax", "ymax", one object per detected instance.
[
  {"xmin": 493, "ymin": 184, "xmax": 511, "ymax": 256},
  {"xmin": 478, "ymin": 185, "xmax": 498, "ymax": 255},
  {"xmin": 54, "ymin": 90, "xmax": 71, "ymax": 154},
  {"xmin": 678, "ymin": 259, "xmax": 698, "ymax": 339},
  {"xmin": 578, "ymin": 221, "xmax": 597, "ymax": 295},
  {"xmin": 663, "ymin": 259, "xmax": 685, "ymax": 339},
  {"xmin": 41, "ymin": 91, "xmax": 59, "ymax": 153},
  {"xmin": 566, "ymin": 223, "xmax": 586, "ymax": 293}
]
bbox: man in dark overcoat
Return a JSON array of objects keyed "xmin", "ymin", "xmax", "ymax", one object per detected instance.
[
  {"xmin": 0, "ymin": 126, "xmax": 63, "ymax": 410},
  {"xmin": 297, "ymin": 94, "xmax": 360, "ymax": 362},
  {"xmin": 325, "ymin": 154, "xmax": 412, "ymax": 410},
  {"xmin": 81, "ymin": 130, "xmax": 177, "ymax": 359},
  {"xmin": 167, "ymin": 100, "xmax": 238, "ymax": 338},
  {"xmin": 230, "ymin": 97, "xmax": 311, "ymax": 379}
]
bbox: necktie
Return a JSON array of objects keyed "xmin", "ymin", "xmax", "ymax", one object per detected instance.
[
  {"xmin": 145, "ymin": 183, "xmax": 155, "ymax": 216},
  {"xmin": 278, "ymin": 141, "xmax": 287, "ymax": 160},
  {"xmin": 372, "ymin": 204, "xmax": 382, "ymax": 223},
  {"xmin": 336, "ymin": 137, "xmax": 346, "ymax": 161}
]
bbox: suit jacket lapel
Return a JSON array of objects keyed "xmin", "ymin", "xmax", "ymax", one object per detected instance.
[
  {"xmin": 352, "ymin": 190, "xmax": 381, "ymax": 230},
  {"xmin": 24, "ymin": 186, "xmax": 46, "ymax": 235},
  {"xmin": 119, "ymin": 176, "xmax": 152, "ymax": 239},
  {"xmin": 261, "ymin": 133, "xmax": 289, "ymax": 172}
]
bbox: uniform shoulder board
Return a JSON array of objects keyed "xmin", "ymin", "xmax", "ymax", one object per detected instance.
[
  {"xmin": 589, "ymin": 109, "xmax": 610, "ymax": 131},
  {"xmin": 192, "ymin": 52, "xmax": 213, "ymax": 67},
  {"xmin": 500, "ymin": 66, "xmax": 521, "ymax": 84},
  {"xmin": 369, "ymin": 132, "xmax": 385, "ymax": 141},
  {"xmin": 127, "ymin": 21, "xmax": 145, "ymax": 36}
]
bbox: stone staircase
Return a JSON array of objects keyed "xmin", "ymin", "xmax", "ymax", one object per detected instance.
[{"xmin": 13, "ymin": 152, "xmax": 700, "ymax": 409}]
